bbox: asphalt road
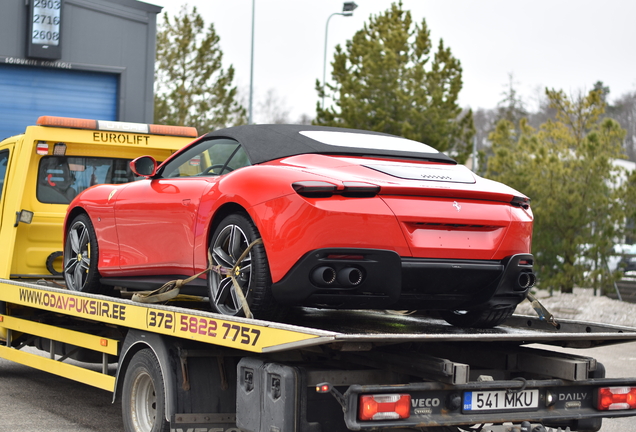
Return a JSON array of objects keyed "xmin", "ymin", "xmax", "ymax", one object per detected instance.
[
  {"xmin": 1, "ymin": 343, "xmax": 635, "ymax": 432},
  {"xmin": 538, "ymin": 341, "xmax": 636, "ymax": 432},
  {"xmin": 0, "ymin": 349, "xmax": 122, "ymax": 432}
]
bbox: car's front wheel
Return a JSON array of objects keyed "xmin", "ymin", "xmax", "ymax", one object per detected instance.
[
  {"xmin": 439, "ymin": 306, "xmax": 515, "ymax": 328},
  {"xmin": 63, "ymin": 213, "xmax": 109, "ymax": 294},
  {"xmin": 208, "ymin": 213, "xmax": 286, "ymax": 320}
]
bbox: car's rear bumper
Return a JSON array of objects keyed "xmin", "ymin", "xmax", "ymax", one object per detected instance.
[{"xmin": 271, "ymin": 248, "xmax": 534, "ymax": 311}]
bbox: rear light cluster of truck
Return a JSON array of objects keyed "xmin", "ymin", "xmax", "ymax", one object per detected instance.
[
  {"xmin": 597, "ymin": 387, "xmax": 636, "ymax": 410},
  {"xmin": 354, "ymin": 387, "xmax": 636, "ymax": 422},
  {"xmin": 359, "ymin": 394, "xmax": 411, "ymax": 421}
]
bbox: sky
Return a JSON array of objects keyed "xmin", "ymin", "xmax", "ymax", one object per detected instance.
[{"xmin": 147, "ymin": 0, "xmax": 636, "ymax": 123}]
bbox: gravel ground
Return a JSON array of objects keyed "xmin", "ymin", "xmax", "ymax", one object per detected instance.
[{"xmin": 515, "ymin": 287, "xmax": 636, "ymax": 327}]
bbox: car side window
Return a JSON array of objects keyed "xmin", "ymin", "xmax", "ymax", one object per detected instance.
[
  {"xmin": 161, "ymin": 138, "xmax": 251, "ymax": 178},
  {"xmin": 0, "ymin": 149, "xmax": 9, "ymax": 203}
]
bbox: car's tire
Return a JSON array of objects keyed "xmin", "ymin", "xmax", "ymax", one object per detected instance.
[
  {"xmin": 208, "ymin": 213, "xmax": 286, "ymax": 320},
  {"xmin": 122, "ymin": 349, "xmax": 169, "ymax": 432},
  {"xmin": 63, "ymin": 213, "xmax": 109, "ymax": 294},
  {"xmin": 439, "ymin": 306, "xmax": 515, "ymax": 328}
]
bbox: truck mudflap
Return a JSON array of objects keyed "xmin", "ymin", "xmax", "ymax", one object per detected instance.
[{"xmin": 337, "ymin": 378, "xmax": 636, "ymax": 431}]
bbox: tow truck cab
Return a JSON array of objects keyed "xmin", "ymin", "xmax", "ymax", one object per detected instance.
[{"xmin": 0, "ymin": 116, "xmax": 197, "ymax": 281}]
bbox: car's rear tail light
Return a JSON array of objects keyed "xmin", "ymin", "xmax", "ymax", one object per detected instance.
[
  {"xmin": 597, "ymin": 387, "xmax": 636, "ymax": 410},
  {"xmin": 359, "ymin": 394, "xmax": 411, "ymax": 421},
  {"xmin": 511, "ymin": 196, "xmax": 531, "ymax": 209},
  {"xmin": 342, "ymin": 182, "xmax": 380, "ymax": 198},
  {"xmin": 292, "ymin": 181, "xmax": 379, "ymax": 198},
  {"xmin": 292, "ymin": 181, "xmax": 337, "ymax": 198}
]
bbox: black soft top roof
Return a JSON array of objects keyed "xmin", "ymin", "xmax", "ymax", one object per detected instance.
[{"xmin": 202, "ymin": 124, "xmax": 456, "ymax": 165}]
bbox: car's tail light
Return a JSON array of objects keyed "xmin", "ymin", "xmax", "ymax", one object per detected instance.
[
  {"xmin": 292, "ymin": 181, "xmax": 337, "ymax": 197},
  {"xmin": 292, "ymin": 181, "xmax": 379, "ymax": 198},
  {"xmin": 597, "ymin": 387, "xmax": 636, "ymax": 410},
  {"xmin": 342, "ymin": 182, "xmax": 380, "ymax": 197},
  {"xmin": 511, "ymin": 196, "xmax": 531, "ymax": 209},
  {"xmin": 359, "ymin": 394, "xmax": 411, "ymax": 421}
]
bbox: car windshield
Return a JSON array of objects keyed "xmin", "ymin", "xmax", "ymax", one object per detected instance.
[
  {"xmin": 160, "ymin": 138, "xmax": 251, "ymax": 178},
  {"xmin": 37, "ymin": 156, "xmax": 141, "ymax": 204}
]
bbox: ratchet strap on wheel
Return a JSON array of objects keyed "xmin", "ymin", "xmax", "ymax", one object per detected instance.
[{"xmin": 132, "ymin": 239, "xmax": 262, "ymax": 320}]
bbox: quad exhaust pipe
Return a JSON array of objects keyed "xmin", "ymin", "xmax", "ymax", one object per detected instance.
[
  {"xmin": 518, "ymin": 272, "xmax": 537, "ymax": 289},
  {"xmin": 337, "ymin": 267, "xmax": 363, "ymax": 287},
  {"xmin": 311, "ymin": 266, "xmax": 364, "ymax": 287},
  {"xmin": 311, "ymin": 266, "xmax": 337, "ymax": 286}
]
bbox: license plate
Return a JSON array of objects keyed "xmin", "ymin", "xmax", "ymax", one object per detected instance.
[{"xmin": 463, "ymin": 389, "xmax": 539, "ymax": 412}]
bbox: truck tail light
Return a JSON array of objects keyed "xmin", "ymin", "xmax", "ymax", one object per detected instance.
[
  {"xmin": 359, "ymin": 394, "xmax": 410, "ymax": 421},
  {"xmin": 598, "ymin": 387, "xmax": 636, "ymax": 410},
  {"xmin": 36, "ymin": 141, "xmax": 49, "ymax": 155}
]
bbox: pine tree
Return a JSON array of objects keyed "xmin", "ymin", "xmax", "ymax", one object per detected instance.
[
  {"xmin": 487, "ymin": 88, "xmax": 627, "ymax": 293},
  {"xmin": 154, "ymin": 5, "xmax": 246, "ymax": 133},
  {"xmin": 315, "ymin": 2, "xmax": 474, "ymax": 161}
]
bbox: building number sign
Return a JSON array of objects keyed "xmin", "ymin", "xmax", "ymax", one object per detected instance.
[{"xmin": 28, "ymin": 0, "xmax": 63, "ymax": 59}]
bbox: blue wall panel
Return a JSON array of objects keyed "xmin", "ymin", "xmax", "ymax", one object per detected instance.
[{"xmin": 0, "ymin": 65, "xmax": 118, "ymax": 140}]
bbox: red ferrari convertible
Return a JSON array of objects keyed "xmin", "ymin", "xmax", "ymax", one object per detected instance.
[{"xmin": 63, "ymin": 125, "xmax": 535, "ymax": 327}]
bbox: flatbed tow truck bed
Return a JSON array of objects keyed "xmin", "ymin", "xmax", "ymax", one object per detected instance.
[{"xmin": 2, "ymin": 278, "xmax": 636, "ymax": 432}]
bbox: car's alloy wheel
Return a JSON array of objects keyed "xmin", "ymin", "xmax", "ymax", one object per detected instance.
[
  {"xmin": 63, "ymin": 213, "xmax": 107, "ymax": 293},
  {"xmin": 208, "ymin": 213, "xmax": 286, "ymax": 320},
  {"xmin": 209, "ymin": 220, "xmax": 252, "ymax": 316}
]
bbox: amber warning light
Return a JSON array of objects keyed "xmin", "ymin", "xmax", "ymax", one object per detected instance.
[{"xmin": 37, "ymin": 116, "xmax": 198, "ymax": 138}]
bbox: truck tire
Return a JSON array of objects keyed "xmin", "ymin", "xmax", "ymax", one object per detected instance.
[
  {"xmin": 208, "ymin": 212, "xmax": 287, "ymax": 320},
  {"xmin": 439, "ymin": 306, "xmax": 515, "ymax": 328},
  {"xmin": 122, "ymin": 349, "xmax": 169, "ymax": 432},
  {"xmin": 63, "ymin": 213, "xmax": 111, "ymax": 294}
]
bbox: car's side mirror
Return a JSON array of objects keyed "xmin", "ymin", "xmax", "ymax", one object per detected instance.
[{"xmin": 130, "ymin": 156, "xmax": 157, "ymax": 177}]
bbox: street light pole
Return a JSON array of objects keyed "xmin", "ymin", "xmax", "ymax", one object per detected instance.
[
  {"xmin": 249, "ymin": 0, "xmax": 255, "ymax": 124},
  {"xmin": 322, "ymin": 2, "xmax": 357, "ymax": 110}
]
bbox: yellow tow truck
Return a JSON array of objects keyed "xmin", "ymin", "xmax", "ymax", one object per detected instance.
[
  {"xmin": 2, "ymin": 118, "xmax": 636, "ymax": 432},
  {"xmin": 0, "ymin": 116, "xmax": 197, "ymax": 280}
]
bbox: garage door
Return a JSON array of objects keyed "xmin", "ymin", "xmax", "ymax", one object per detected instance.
[{"xmin": 0, "ymin": 64, "xmax": 118, "ymax": 141}]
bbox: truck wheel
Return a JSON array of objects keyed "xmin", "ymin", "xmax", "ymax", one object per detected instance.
[
  {"xmin": 122, "ymin": 349, "xmax": 169, "ymax": 432},
  {"xmin": 440, "ymin": 306, "xmax": 515, "ymax": 328},
  {"xmin": 208, "ymin": 213, "xmax": 286, "ymax": 320},
  {"xmin": 63, "ymin": 214, "xmax": 110, "ymax": 294}
]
